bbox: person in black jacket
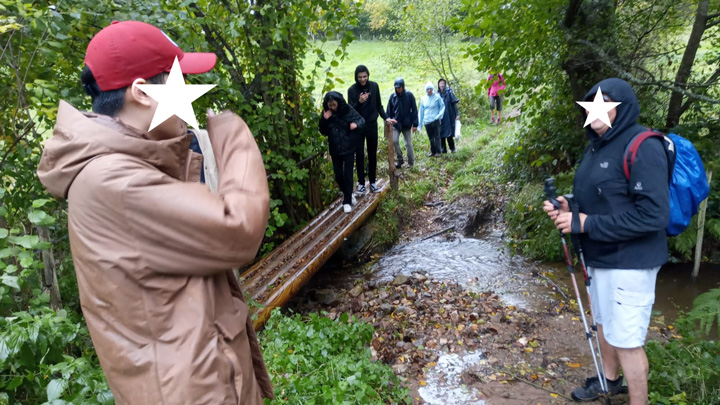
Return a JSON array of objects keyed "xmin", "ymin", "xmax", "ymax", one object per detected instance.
[
  {"xmin": 437, "ymin": 78, "xmax": 459, "ymax": 153},
  {"xmin": 386, "ymin": 78, "xmax": 418, "ymax": 168},
  {"xmin": 348, "ymin": 65, "xmax": 391, "ymax": 193},
  {"xmin": 319, "ymin": 91, "xmax": 365, "ymax": 213},
  {"xmin": 543, "ymin": 78, "xmax": 669, "ymax": 404}
]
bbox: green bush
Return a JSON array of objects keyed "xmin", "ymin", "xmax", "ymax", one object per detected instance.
[
  {"xmin": 647, "ymin": 288, "xmax": 720, "ymax": 405},
  {"xmin": 260, "ymin": 310, "xmax": 410, "ymax": 404},
  {"xmin": 504, "ymin": 173, "xmax": 574, "ymax": 261}
]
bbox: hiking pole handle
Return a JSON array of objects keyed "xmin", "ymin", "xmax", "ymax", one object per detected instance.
[{"xmin": 544, "ymin": 178, "xmax": 561, "ymax": 209}]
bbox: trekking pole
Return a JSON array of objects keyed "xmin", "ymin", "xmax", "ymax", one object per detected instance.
[
  {"xmin": 568, "ymin": 200, "xmax": 610, "ymax": 400},
  {"xmin": 544, "ymin": 178, "xmax": 609, "ymax": 399}
]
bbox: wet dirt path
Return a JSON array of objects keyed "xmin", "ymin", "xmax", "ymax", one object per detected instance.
[{"xmin": 285, "ymin": 212, "xmax": 717, "ymax": 404}]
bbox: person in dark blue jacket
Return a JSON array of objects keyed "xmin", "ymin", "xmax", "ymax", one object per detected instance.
[
  {"xmin": 437, "ymin": 78, "xmax": 459, "ymax": 153},
  {"xmin": 543, "ymin": 78, "xmax": 669, "ymax": 404},
  {"xmin": 386, "ymin": 78, "xmax": 418, "ymax": 168}
]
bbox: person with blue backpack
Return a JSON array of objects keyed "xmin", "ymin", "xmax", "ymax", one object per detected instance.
[{"xmin": 543, "ymin": 78, "xmax": 673, "ymax": 404}]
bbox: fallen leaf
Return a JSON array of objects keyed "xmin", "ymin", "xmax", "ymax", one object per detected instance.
[{"xmin": 567, "ymin": 362, "xmax": 581, "ymax": 368}]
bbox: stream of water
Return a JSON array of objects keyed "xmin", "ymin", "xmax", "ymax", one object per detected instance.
[{"xmin": 367, "ymin": 230, "xmax": 720, "ymax": 404}]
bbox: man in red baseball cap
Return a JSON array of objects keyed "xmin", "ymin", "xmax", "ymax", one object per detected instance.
[{"xmin": 37, "ymin": 21, "xmax": 274, "ymax": 404}]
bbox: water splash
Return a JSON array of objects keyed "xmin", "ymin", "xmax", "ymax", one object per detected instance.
[{"xmin": 418, "ymin": 351, "xmax": 488, "ymax": 404}]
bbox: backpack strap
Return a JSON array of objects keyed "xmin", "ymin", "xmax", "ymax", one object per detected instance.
[{"xmin": 623, "ymin": 130, "xmax": 664, "ymax": 180}]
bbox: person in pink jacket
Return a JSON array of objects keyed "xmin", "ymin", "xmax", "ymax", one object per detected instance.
[{"xmin": 487, "ymin": 71, "xmax": 506, "ymax": 124}]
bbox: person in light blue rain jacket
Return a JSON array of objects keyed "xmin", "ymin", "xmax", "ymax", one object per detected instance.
[{"xmin": 418, "ymin": 81, "xmax": 445, "ymax": 157}]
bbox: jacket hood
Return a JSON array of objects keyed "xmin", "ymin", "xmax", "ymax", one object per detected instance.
[
  {"xmin": 323, "ymin": 91, "xmax": 350, "ymax": 114},
  {"xmin": 354, "ymin": 65, "xmax": 369, "ymax": 84},
  {"xmin": 425, "ymin": 82, "xmax": 435, "ymax": 92},
  {"xmin": 583, "ymin": 78, "xmax": 641, "ymax": 142},
  {"xmin": 394, "ymin": 78, "xmax": 405, "ymax": 92},
  {"xmin": 37, "ymin": 100, "xmax": 191, "ymax": 199},
  {"xmin": 438, "ymin": 78, "xmax": 447, "ymax": 92}
]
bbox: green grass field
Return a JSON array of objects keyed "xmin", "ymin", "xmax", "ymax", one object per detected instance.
[{"xmin": 303, "ymin": 40, "xmax": 486, "ymax": 106}]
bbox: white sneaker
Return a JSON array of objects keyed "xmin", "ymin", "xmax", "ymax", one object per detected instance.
[
  {"xmin": 343, "ymin": 204, "xmax": 352, "ymax": 213},
  {"xmin": 351, "ymin": 195, "xmax": 357, "ymax": 205}
]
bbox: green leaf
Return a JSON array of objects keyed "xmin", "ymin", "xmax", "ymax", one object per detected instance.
[
  {"xmin": 0, "ymin": 229, "xmax": 8, "ymax": 239},
  {"xmin": 28, "ymin": 210, "xmax": 48, "ymax": 224},
  {"xmin": 47, "ymin": 379, "xmax": 66, "ymax": 401},
  {"xmin": 7, "ymin": 235, "xmax": 39, "ymax": 249},
  {"xmin": 1, "ymin": 274, "xmax": 19, "ymax": 290},
  {"xmin": 32, "ymin": 199, "xmax": 51, "ymax": 208}
]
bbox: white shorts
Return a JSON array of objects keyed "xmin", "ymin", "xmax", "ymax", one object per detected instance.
[{"xmin": 587, "ymin": 266, "xmax": 660, "ymax": 349}]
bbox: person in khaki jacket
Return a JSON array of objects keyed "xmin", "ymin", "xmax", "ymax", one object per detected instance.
[{"xmin": 36, "ymin": 21, "xmax": 273, "ymax": 405}]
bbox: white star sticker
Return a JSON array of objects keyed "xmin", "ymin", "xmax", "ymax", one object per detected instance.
[
  {"xmin": 576, "ymin": 87, "xmax": 621, "ymax": 128},
  {"xmin": 136, "ymin": 56, "xmax": 216, "ymax": 131}
]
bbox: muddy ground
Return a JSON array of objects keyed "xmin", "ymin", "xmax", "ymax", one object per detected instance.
[{"xmin": 286, "ymin": 189, "xmax": 673, "ymax": 404}]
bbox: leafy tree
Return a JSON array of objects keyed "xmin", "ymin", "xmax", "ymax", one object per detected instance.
[{"xmin": 389, "ymin": 0, "xmax": 465, "ymax": 85}]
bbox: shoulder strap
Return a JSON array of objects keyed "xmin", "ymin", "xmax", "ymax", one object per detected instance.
[{"xmin": 623, "ymin": 130, "xmax": 664, "ymax": 180}]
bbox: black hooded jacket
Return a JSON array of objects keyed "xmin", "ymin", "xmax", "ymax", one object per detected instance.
[
  {"xmin": 386, "ymin": 79, "xmax": 418, "ymax": 131},
  {"xmin": 574, "ymin": 78, "xmax": 669, "ymax": 269},
  {"xmin": 318, "ymin": 91, "xmax": 366, "ymax": 156},
  {"xmin": 347, "ymin": 65, "xmax": 387, "ymax": 124}
]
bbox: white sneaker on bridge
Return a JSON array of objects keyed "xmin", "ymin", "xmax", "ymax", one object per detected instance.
[
  {"xmin": 351, "ymin": 195, "xmax": 357, "ymax": 205},
  {"xmin": 343, "ymin": 204, "xmax": 352, "ymax": 213}
]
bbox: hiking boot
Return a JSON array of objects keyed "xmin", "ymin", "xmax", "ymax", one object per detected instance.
[
  {"xmin": 343, "ymin": 204, "xmax": 352, "ymax": 213},
  {"xmin": 395, "ymin": 160, "xmax": 404, "ymax": 169},
  {"xmin": 357, "ymin": 184, "xmax": 367, "ymax": 194},
  {"xmin": 571, "ymin": 376, "xmax": 626, "ymax": 402},
  {"xmin": 370, "ymin": 183, "xmax": 380, "ymax": 193},
  {"xmin": 490, "ymin": 117, "xmax": 495, "ymax": 124},
  {"xmin": 497, "ymin": 118, "xmax": 502, "ymax": 124}
]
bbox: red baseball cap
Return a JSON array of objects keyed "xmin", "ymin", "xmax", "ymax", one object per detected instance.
[{"xmin": 85, "ymin": 21, "xmax": 217, "ymax": 91}]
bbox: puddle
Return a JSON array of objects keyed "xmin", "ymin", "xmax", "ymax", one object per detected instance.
[
  {"xmin": 371, "ymin": 230, "xmax": 547, "ymax": 308},
  {"xmin": 418, "ymin": 351, "xmax": 487, "ymax": 405}
]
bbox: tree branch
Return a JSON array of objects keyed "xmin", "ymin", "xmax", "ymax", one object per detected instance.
[
  {"xmin": 572, "ymin": 38, "xmax": 720, "ymax": 105},
  {"xmin": 679, "ymin": 66, "xmax": 720, "ymax": 116}
]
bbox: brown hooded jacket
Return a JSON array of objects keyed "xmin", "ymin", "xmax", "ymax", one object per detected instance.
[{"xmin": 37, "ymin": 101, "xmax": 273, "ymax": 404}]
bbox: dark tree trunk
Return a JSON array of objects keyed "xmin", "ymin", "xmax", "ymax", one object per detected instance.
[
  {"xmin": 562, "ymin": 0, "xmax": 618, "ymax": 102},
  {"xmin": 666, "ymin": 0, "xmax": 709, "ymax": 129}
]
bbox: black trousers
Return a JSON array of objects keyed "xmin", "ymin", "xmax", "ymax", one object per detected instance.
[
  {"xmin": 331, "ymin": 152, "xmax": 354, "ymax": 205},
  {"xmin": 441, "ymin": 137, "xmax": 455, "ymax": 153},
  {"xmin": 425, "ymin": 120, "xmax": 442, "ymax": 155},
  {"xmin": 355, "ymin": 120, "xmax": 378, "ymax": 185}
]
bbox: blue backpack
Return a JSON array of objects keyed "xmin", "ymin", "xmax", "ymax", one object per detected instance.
[{"xmin": 623, "ymin": 130, "xmax": 710, "ymax": 236}]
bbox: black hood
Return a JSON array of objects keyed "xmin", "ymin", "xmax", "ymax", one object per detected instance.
[
  {"xmin": 355, "ymin": 65, "xmax": 369, "ymax": 85},
  {"xmin": 438, "ymin": 78, "xmax": 447, "ymax": 92},
  {"xmin": 394, "ymin": 78, "xmax": 405, "ymax": 95},
  {"xmin": 583, "ymin": 78, "xmax": 641, "ymax": 142},
  {"xmin": 323, "ymin": 91, "xmax": 350, "ymax": 114}
]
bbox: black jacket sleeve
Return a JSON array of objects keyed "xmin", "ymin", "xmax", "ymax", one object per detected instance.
[
  {"xmin": 584, "ymin": 138, "xmax": 670, "ymax": 241},
  {"xmin": 409, "ymin": 93, "xmax": 419, "ymax": 127},
  {"xmin": 346, "ymin": 106, "xmax": 366, "ymax": 131},
  {"xmin": 373, "ymin": 83, "xmax": 387, "ymax": 120},
  {"xmin": 318, "ymin": 114, "xmax": 330, "ymax": 136},
  {"xmin": 348, "ymin": 85, "xmax": 359, "ymax": 109},
  {"xmin": 386, "ymin": 95, "xmax": 395, "ymax": 120}
]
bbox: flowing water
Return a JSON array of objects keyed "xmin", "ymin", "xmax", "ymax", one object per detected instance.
[{"xmin": 366, "ymin": 229, "xmax": 720, "ymax": 404}]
